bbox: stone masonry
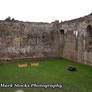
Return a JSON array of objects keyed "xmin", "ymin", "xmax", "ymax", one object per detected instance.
[
  {"xmin": 59, "ymin": 13, "xmax": 92, "ymax": 66},
  {"xmin": 0, "ymin": 13, "xmax": 92, "ymax": 66}
]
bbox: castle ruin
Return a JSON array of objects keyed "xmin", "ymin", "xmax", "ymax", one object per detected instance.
[{"xmin": 0, "ymin": 13, "xmax": 92, "ymax": 66}]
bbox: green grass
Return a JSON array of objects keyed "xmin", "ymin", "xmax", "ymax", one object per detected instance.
[{"xmin": 0, "ymin": 59, "xmax": 92, "ymax": 92}]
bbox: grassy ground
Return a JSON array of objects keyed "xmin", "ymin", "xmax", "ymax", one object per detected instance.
[{"xmin": 0, "ymin": 59, "xmax": 92, "ymax": 92}]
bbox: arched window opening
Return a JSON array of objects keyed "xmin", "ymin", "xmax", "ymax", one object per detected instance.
[
  {"xmin": 87, "ymin": 25, "xmax": 92, "ymax": 37},
  {"xmin": 86, "ymin": 25, "xmax": 92, "ymax": 51},
  {"xmin": 59, "ymin": 29, "xmax": 64, "ymax": 35}
]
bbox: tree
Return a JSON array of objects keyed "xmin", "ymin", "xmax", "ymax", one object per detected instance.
[{"xmin": 5, "ymin": 16, "xmax": 11, "ymax": 22}]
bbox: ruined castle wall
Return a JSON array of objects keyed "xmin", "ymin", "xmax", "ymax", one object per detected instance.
[
  {"xmin": 59, "ymin": 22, "xmax": 77, "ymax": 61},
  {"xmin": 0, "ymin": 21, "xmax": 59, "ymax": 59},
  {"xmin": 0, "ymin": 15, "xmax": 92, "ymax": 66},
  {"xmin": 59, "ymin": 17, "xmax": 92, "ymax": 66},
  {"xmin": 74, "ymin": 21, "xmax": 92, "ymax": 66}
]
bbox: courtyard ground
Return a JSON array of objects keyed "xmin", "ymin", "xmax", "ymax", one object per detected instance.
[{"xmin": 0, "ymin": 59, "xmax": 92, "ymax": 92}]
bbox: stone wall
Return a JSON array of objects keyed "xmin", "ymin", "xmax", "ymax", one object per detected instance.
[
  {"xmin": 59, "ymin": 13, "xmax": 92, "ymax": 66},
  {"xmin": 0, "ymin": 21, "xmax": 59, "ymax": 60},
  {"xmin": 0, "ymin": 14, "xmax": 92, "ymax": 66}
]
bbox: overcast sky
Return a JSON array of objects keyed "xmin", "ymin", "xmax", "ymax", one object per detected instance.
[{"xmin": 0, "ymin": 0, "xmax": 92, "ymax": 23}]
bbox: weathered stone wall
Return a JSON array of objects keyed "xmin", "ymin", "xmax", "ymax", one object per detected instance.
[
  {"xmin": 59, "ymin": 14, "xmax": 92, "ymax": 66},
  {"xmin": 0, "ymin": 14, "xmax": 92, "ymax": 66},
  {"xmin": 0, "ymin": 21, "xmax": 59, "ymax": 59}
]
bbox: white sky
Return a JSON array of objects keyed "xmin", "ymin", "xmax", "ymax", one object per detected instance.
[{"xmin": 0, "ymin": 0, "xmax": 92, "ymax": 23}]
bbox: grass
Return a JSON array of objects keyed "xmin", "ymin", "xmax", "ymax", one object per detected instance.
[{"xmin": 0, "ymin": 59, "xmax": 92, "ymax": 92}]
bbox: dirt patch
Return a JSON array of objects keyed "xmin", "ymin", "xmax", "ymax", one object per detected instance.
[
  {"xmin": 31, "ymin": 63, "xmax": 39, "ymax": 66},
  {"xmin": 18, "ymin": 64, "xmax": 27, "ymax": 67}
]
